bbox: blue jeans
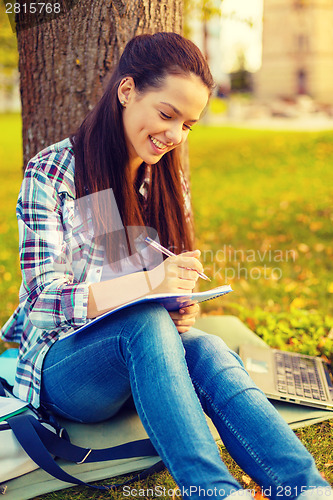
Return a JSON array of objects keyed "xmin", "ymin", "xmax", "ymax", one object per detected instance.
[{"xmin": 40, "ymin": 304, "xmax": 330, "ymax": 499}]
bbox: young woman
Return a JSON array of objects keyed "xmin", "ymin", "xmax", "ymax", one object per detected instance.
[{"xmin": 1, "ymin": 32, "xmax": 331, "ymax": 500}]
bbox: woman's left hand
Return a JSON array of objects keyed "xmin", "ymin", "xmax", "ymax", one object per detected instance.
[{"xmin": 169, "ymin": 303, "xmax": 200, "ymax": 333}]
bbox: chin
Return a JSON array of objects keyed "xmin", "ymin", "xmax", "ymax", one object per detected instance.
[
  {"xmin": 149, "ymin": 157, "xmax": 163, "ymax": 165},
  {"xmin": 142, "ymin": 152, "xmax": 167, "ymax": 165}
]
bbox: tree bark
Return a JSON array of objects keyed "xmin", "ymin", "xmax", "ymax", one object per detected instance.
[{"xmin": 16, "ymin": 0, "xmax": 183, "ymax": 169}]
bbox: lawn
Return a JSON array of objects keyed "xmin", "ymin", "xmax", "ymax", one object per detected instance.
[
  {"xmin": 190, "ymin": 125, "xmax": 333, "ymax": 362},
  {"xmin": 0, "ymin": 113, "xmax": 22, "ymax": 330},
  {"xmin": 0, "ymin": 113, "xmax": 332, "ymax": 497},
  {"xmin": 191, "ymin": 125, "xmax": 333, "ymax": 314}
]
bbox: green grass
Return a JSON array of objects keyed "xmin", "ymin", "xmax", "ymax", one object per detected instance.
[
  {"xmin": 208, "ymin": 97, "xmax": 228, "ymax": 115},
  {"xmin": 189, "ymin": 125, "xmax": 333, "ymax": 363},
  {"xmin": 0, "ymin": 113, "xmax": 22, "ymax": 331},
  {"xmin": 0, "ymin": 114, "xmax": 332, "ymax": 497},
  {"xmin": 190, "ymin": 126, "xmax": 333, "ymax": 314}
]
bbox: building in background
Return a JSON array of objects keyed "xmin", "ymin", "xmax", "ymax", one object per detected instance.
[
  {"xmin": 0, "ymin": 71, "xmax": 20, "ymax": 112},
  {"xmin": 0, "ymin": 5, "xmax": 20, "ymax": 113},
  {"xmin": 256, "ymin": 0, "xmax": 333, "ymax": 104},
  {"xmin": 186, "ymin": 1, "xmax": 230, "ymax": 93}
]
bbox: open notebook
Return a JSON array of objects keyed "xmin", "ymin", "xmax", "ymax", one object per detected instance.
[{"xmin": 59, "ymin": 285, "xmax": 232, "ymax": 341}]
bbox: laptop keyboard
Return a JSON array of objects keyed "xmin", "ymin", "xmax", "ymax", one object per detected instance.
[{"xmin": 275, "ymin": 352, "xmax": 327, "ymax": 401}]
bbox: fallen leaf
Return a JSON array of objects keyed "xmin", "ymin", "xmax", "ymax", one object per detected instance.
[
  {"xmin": 298, "ymin": 243, "xmax": 310, "ymax": 253},
  {"xmin": 242, "ymin": 474, "xmax": 251, "ymax": 486},
  {"xmin": 285, "ymin": 281, "xmax": 297, "ymax": 292},
  {"xmin": 290, "ymin": 297, "xmax": 307, "ymax": 309},
  {"xmin": 318, "ymin": 338, "xmax": 327, "ymax": 348},
  {"xmin": 246, "ymin": 317, "xmax": 257, "ymax": 331},
  {"xmin": 314, "ymin": 243, "xmax": 325, "ymax": 252},
  {"xmin": 310, "ymin": 221, "xmax": 323, "ymax": 232}
]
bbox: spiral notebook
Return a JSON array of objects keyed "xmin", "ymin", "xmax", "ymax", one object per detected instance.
[{"xmin": 59, "ymin": 285, "xmax": 232, "ymax": 341}]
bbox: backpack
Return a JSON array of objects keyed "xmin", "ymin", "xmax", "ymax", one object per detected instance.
[{"xmin": 0, "ymin": 349, "xmax": 164, "ymax": 496}]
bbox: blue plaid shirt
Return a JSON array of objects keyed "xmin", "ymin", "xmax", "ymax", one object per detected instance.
[{"xmin": 0, "ymin": 138, "xmax": 192, "ymax": 408}]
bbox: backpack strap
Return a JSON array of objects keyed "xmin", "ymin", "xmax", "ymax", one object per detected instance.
[
  {"xmin": 0, "ymin": 377, "xmax": 8, "ymax": 396},
  {"xmin": 8, "ymin": 413, "xmax": 164, "ymax": 490}
]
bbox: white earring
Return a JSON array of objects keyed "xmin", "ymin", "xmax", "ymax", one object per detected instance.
[{"xmin": 120, "ymin": 100, "xmax": 126, "ymax": 106}]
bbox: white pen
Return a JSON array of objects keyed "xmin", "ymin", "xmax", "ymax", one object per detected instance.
[{"xmin": 145, "ymin": 236, "xmax": 211, "ymax": 281}]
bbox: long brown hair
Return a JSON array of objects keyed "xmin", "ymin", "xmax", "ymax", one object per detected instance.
[{"xmin": 70, "ymin": 32, "xmax": 214, "ymax": 263}]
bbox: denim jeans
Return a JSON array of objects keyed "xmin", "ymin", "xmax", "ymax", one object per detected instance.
[{"xmin": 40, "ymin": 303, "xmax": 330, "ymax": 499}]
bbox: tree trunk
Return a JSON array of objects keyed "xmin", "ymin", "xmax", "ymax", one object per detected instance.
[{"xmin": 16, "ymin": 0, "xmax": 183, "ymax": 169}]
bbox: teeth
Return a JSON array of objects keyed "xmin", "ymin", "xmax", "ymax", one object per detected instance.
[{"xmin": 150, "ymin": 136, "xmax": 167, "ymax": 150}]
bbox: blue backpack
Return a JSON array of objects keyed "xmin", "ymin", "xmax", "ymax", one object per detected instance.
[{"xmin": 0, "ymin": 348, "xmax": 164, "ymax": 497}]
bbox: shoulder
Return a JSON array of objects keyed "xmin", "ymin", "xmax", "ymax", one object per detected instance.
[{"xmin": 24, "ymin": 138, "xmax": 75, "ymax": 199}]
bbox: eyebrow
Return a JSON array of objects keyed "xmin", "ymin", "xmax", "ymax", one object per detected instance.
[{"xmin": 160, "ymin": 102, "xmax": 199, "ymax": 123}]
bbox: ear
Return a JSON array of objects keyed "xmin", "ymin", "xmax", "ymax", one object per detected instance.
[{"xmin": 118, "ymin": 77, "xmax": 136, "ymax": 106}]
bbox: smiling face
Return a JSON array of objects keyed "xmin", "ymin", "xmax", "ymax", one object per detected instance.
[{"xmin": 118, "ymin": 73, "xmax": 209, "ymax": 177}]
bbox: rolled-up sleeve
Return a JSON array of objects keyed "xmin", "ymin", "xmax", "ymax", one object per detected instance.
[{"xmin": 17, "ymin": 166, "xmax": 89, "ymax": 330}]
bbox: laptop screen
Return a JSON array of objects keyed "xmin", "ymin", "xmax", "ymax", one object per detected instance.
[{"xmin": 323, "ymin": 363, "xmax": 333, "ymax": 400}]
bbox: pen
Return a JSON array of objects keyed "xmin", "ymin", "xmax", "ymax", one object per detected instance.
[{"xmin": 145, "ymin": 236, "xmax": 211, "ymax": 281}]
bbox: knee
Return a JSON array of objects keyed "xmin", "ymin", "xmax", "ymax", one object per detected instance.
[
  {"xmin": 127, "ymin": 302, "xmax": 176, "ymax": 335},
  {"xmin": 183, "ymin": 330, "xmax": 244, "ymax": 370},
  {"xmin": 183, "ymin": 331, "xmax": 258, "ymax": 396},
  {"xmin": 119, "ymin": 303, "xmax": 184, "ymax": 357}
]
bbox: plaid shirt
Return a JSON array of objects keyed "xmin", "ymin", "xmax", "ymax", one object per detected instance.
[{"xmin": 0, "ymin": 138, "xmax": 192, "ymax": 408}]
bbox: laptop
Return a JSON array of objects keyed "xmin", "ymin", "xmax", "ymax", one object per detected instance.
[{"xmin": 239, "ymin": 344, "xmax": 333, "ymax": 410}]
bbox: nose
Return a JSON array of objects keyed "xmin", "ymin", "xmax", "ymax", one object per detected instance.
[{"xmin": 165, "ymin": 122, "xmax": 184, "ymax": 146}]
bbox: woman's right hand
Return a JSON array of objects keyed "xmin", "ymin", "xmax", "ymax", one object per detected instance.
[{"xmin": 147, "ymin": 250, "xmax": 203, "ymax": 294}]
